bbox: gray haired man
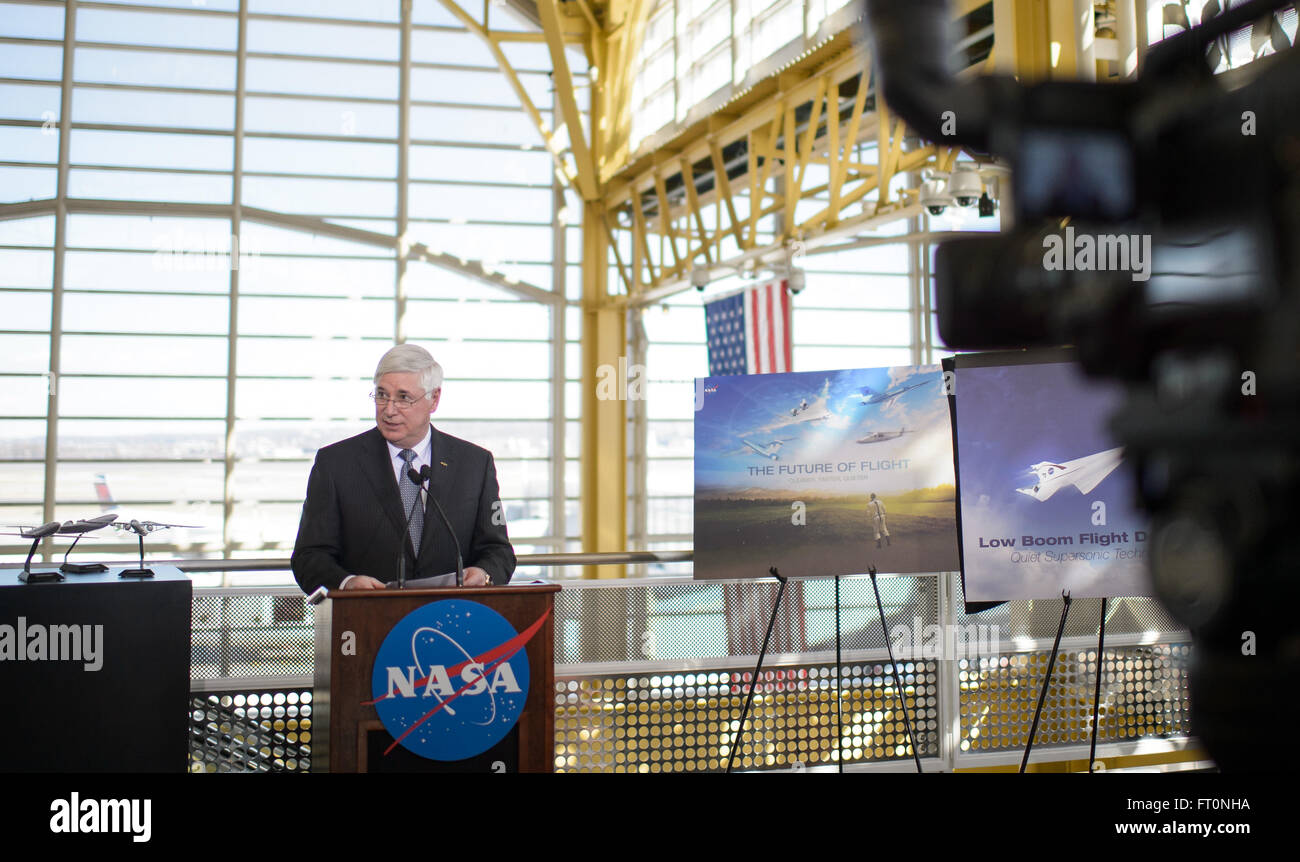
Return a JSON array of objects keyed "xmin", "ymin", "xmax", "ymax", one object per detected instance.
[{"xmin": 292, "ymin": 344, "xmax": 515, "ymax": 593}]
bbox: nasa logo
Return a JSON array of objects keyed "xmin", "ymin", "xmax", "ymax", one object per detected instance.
[{"xmin": 368, "ymin": 599, "xmax": 540, "ymax": 761}]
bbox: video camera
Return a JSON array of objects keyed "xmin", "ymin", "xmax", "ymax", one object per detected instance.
[{"xmin": 862, "ymin": 0, "xmax": 1299, "ymax": 770}]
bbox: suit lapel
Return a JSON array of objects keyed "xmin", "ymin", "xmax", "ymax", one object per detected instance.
[
  {"xmin": 419, "ymin": 426, "xmax": 459, "ymax": 562},
  {"xmin": 363, "ymin": 429, "xmax": 407, "ymax": 543}
]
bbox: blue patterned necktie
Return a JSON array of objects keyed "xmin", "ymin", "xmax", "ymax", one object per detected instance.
[{"xmin": 398, "ymin": 448, "xmax": 423, "ymax": 556}]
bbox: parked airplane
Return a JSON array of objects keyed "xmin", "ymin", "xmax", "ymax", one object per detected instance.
[{"xmin": 1016, "ymin": 447, "xmax": 1124, "ymax": 501}]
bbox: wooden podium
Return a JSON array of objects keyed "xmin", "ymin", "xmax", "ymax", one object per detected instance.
[{"xmin": 313, "ymin": 584, "xmax": 559, "ymax": 773}]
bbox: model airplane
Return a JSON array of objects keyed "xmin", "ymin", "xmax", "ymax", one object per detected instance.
[
  {"xmin": 741, "ymin": 438, "xmax": 794, "ymax": 460},
  {"xmin": 3, "ymin": 513, "xmax": 199, "ymax": 576},
  {"xmin": 856, "ymin": 428, "xmax": 911, "ymax": 444},
  {"xmin": 2, "ymin": 513, "xmax": 118, "ymax": 538},
  {"xmin": 108, "ymin": 519, "xmax": 201, "ymax": 578},
  {"xmin": 1, "ymin": 521, "xmax": 65, "ymax": 583},
  {"xmin": 859, "ymin": 379, "xmax": 932, "ymax": 406},
  {"xmin": 54, "ymin": 514, "xmax": 120, "ymax": 572},
  {"xmin": 108, "ymin": 519, "xmax": 200, "ymax": 535},
  {"xmin": 1, "ymin": 514, "xmax": 118, "ymax": 569},
  {"xmin": 1016, "ymin": 447, "xmax": 1124, "ymax": 501}
]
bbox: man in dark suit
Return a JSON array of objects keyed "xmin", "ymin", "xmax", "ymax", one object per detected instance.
[{"xmin": 292, "ymin": 344, "xmax": 515, "ymax": 593}]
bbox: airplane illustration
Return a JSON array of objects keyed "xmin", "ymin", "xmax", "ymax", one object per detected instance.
[
  {"xmin": 741, "ymin": 438, "xmax": 794, "ymax": 460},
  {"xmin": 1016, "ymin": 447, "xmax": 1124, "ymax": 501},
  {"xmin": 799, "ymin": 409, "xmax": 832, "ymax": 424},
  {"xmin": 859, "ymin": 379, "xmax": 933, "ymax": 406},
  {"xmin": 856, "ymin": 428, "xmax": 911, "ymax": 444},
  {"xmin": 789, "ymin": 398, "xmax": 810, "ymax": 417}
]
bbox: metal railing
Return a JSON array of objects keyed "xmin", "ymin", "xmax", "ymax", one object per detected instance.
[{"xmin": 167, "ymin": 552, "xmax": 1196, "ymax": 772}]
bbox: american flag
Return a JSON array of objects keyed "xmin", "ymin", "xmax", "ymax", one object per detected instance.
[{"xmin": 704, "ymin": 279, "xmax": 792, "ymax": 375}]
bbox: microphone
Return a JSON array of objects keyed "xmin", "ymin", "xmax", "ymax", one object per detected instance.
[
  {"xmin": 396, "ymin": 467, "xmax": 424, "ymax": 590},
  {"xmin": 408, "ymin": 464, "xmax": 466, "ymax": 588}
]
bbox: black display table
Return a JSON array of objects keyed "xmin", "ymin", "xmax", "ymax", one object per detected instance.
[{"xmin": 0, "ymin": 565, "xmax": 192, "ymax": 772}]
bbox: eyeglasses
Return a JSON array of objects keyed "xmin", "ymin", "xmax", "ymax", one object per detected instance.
[{"xmin": 370, "ymin": 390, "xmax": 430, "ymax": 409}]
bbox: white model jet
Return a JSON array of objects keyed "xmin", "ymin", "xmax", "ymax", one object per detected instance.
[
  {"xmin": 859, "ymin": 379, "xmax": 932, "ymax": 406},
  {"xmin": 856, "ymin": 428, "xmax": 910, "ymax": 444},
  {"xmin": 741, "ymin": 438, "xmax": 793, "ymax": 460},
  {"xmin": 1016, "ymin": 447, "xmax": 1124, "ymax": 501}
]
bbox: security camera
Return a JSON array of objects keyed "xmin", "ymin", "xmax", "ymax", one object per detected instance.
[
  {"xmin": 920, "ymin": 178, "xmax": 953, "ymax": 216},
  {"xmin": 787, "ymin": 267, "xmax": 806, "ymax": 295},
  {"xmin": 691, "ymin": 265, "xmax": 709, "ymax": 291},
  {"xmin": 949, "ymin": 165, "xmax": 983, "ymax": 208}
]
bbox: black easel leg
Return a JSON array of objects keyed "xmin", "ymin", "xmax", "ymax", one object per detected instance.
[
  {"xmin": 726, "ymin": 568, "xmax": 788, "ymax": 774},
  {"xmin": 1020, "ymin": 591, "xmax": 1073, "ymax": 774},
  {"xmin": 1089, "ymin": 597, "xmax": 1108, "ymax": 773},
  {"xmin": 870, "ymin": 566, "xmax": 922, "ymax": 773},
  {"xmin": 835, "ymin": 573, "xmax": 843, "ymax": 773}
]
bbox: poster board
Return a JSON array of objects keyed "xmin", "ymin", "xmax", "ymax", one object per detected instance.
[
  {"xmin": 950, "ymin": 350, "xmax": 1152, "ymax": 603},
  {"xmin": 693, "ymin": 366, "xmax": 959, "ymax": 580}
]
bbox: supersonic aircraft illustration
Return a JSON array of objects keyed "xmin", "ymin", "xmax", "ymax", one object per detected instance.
[{"xmin": 1015, "ymin": 447, "xmax": 1124, "ymax": 501}]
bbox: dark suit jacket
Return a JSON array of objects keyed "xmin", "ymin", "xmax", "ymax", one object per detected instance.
[{"xmin": 291, "ymin": 426, "xmax": 516, "ymax": 593}]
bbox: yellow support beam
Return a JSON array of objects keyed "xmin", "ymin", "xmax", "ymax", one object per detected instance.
[
  {"xmin": 580, "ymin": 199, "xmax": 627, "ymax": 580},
  {"xmin": 435, "ymin": 0, "xmax": 579, "ymax": 193},
  {"xmin": 537, "ymin": 0, "xmax": 599, "ymax": 201}
]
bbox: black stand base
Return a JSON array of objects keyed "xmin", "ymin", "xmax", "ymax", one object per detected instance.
[
  {"xmin": 119, "ymin": 567, "xmax": 155, "ymax": 578},
  {"xmin": 19, "ymin": 569, "xmax": 65, "ymax": 583},
  {"xmin": 61, "ymin": 562, "xmax": 109, "ymax": 574}
]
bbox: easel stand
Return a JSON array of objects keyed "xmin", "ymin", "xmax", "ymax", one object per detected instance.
[
  {"xmin": 726, "ymin": 567, "xmax": 788, "ymax": 774},
  {"xmin": 1089, "ymin": 597, "xmax": 1108, "ymax": 773},
  {"xmin": 1020, "ymin": 591, "xmax": 1072, "ymax": 773},
  {"xmin": 834, "ymin": 574, "xmax": 844, "ymax": 773},
  {"xmin": 869, "ymin": 565, "xmax": 922, "ymax": 772}
]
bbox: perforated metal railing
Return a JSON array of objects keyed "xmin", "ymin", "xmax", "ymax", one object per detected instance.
[
  {"xmin": 174, "ymin": 556, "xmax": 1194, "ymax": 773},
  {"xmin": 949, "ymin": 592, "xmax": 1192, "ymax": 761},
  {"xmin": 549, "ymin": 575, "xmax": 943, "ymax": 771}
]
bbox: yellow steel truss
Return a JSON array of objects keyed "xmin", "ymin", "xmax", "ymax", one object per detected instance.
[{"xmin": 601, "ymin": 28, "xmax": 964, "ymax": 306}]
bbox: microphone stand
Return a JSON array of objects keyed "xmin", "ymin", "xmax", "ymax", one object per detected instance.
[
  {"xmin": 410, "ymin": 465, "xmax": 465, "ymax": 588},
  {"xmin": 396, "ymin": 471, "xmax": 425, "ymax": 590}
]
